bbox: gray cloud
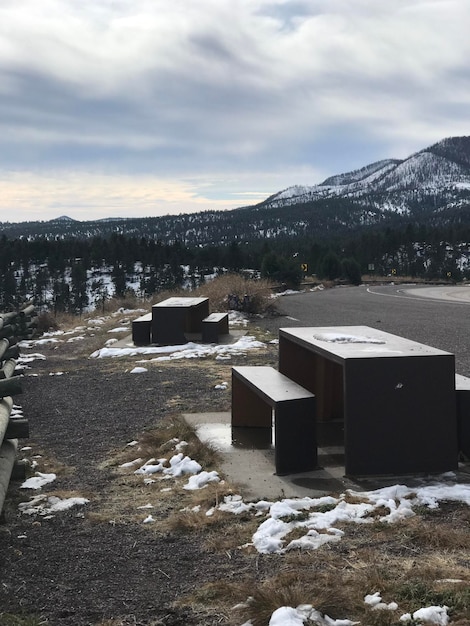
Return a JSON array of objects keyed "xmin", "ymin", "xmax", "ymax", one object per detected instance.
[{"xmin": 1, "ymin": 0, "xmax": 470, "ymax": 220}]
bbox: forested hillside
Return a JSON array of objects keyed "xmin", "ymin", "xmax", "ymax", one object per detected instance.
[
  {"xmin": 1, "ymin": 220, "xmax": 469, "ymax": 314},
  {"xmin": 2, "ymin": 135, "xmax": 470, "ymax": 312}
]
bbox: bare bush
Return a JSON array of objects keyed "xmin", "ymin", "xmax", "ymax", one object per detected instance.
[{"xmin": 193, "ymin": 273, "xmax": 278, "ymax": 316}]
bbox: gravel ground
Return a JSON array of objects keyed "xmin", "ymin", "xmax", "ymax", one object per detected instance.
[
  {"xmin": 1, "ymin": 285, "xmax": 469, "ymax": 625},
  {"xmin": 0, "ymin": 320, "xmax": 279, "ymax": 626}
]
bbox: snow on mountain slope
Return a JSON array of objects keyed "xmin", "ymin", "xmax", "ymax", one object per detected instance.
[
  {"xmin": 320, "ymin": 159, "xmax": 400, "ymax": 187},
  {"xmin": 263, "ymin": 136, "xmax": 470, "ymax": 213}
]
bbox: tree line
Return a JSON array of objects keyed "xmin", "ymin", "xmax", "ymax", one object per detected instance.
[{"xmin": 0, "ymin": 222, "xmax": 469, "ymax": 312}]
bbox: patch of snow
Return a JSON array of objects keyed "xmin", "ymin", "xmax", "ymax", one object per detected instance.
[
  {"xmin": 19, "ymin": 494, "xmax": 88, "ymax": 516},
  {"xmin": 184, "ymin": 470, "xmax": 220, "ymax": 490},
  {"xmin": 314, "ymin": 332, "xmax": 386, "ymax": 344},
  {"xmin": 20, "ymin": 472, "xmax": 56, "ymax": 489}
]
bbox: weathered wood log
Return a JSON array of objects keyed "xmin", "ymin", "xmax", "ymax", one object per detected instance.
[
  {"xmin": 19, "ymin": 304, "xmax": 35, "ymax": 318},
  {"xmin": 0, "ymin": 438, "xmax": 18, "ymax": 517},
  {"xmin": 4, "ymin": 345, "xmax": 19, "ymax": 360},
  {"xmin": 0, "ymin": 397, "xmax": 14, "ymax": 442},
  {"xmin": 5, "ymin": 418, "xmax": 29, "ymax": 439},
  {"xmin": 0, "ymin": 377, "xmax": 22, "ymax": 398},
  {"xmin": 0, "ymin": 359, "xmax": 17, "ymax": 380},
  {"xmin": 0, "ymin": 326, "xmax": 14, "ymax": 340},
  {"xmin": 0, "ymin": 338, "xmax": 10, "ymax": 361},
  {"xmin": 0, "ymin": 311, "xmax": 18, "ymax": 325}
]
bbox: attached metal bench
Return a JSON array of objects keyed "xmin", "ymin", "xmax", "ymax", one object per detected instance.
[
  {"xmin": 202, "ymin": 312, "xmax": 229, "ymax": 343},
  {"xmin": 456, "ymin": 374, "xmax": 470, "ymax": 459},
  {"xmin": 132, "ymin": 313, "xmax": 152, "ymax": 346},
  {"xmin": 231, "ymin": 366, "xmax": 317, "ymax": 475}
]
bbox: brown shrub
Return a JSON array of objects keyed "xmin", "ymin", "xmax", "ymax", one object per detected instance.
[{"xmin": 192, "ymin": 273, "xmax": 278, "ymax": 316}]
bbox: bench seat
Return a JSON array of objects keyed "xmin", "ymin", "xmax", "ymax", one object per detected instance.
[
  {"xmin": 232, "ymin": 366, "xmax": 317, "ymax": 475},
  {"xmin": 202, "ymin": 312, "xmax": 229, "ymax": 343},
  {"xmin": 456, "ymin": 374, "xmax": 470, "ymax": 459},
  {"xmin": 132, "ymin": 313, "xmax": 152, "ymax": 346}
]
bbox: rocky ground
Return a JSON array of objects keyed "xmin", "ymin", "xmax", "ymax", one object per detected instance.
[
  {"xmin": 0, "ymin": 313, "xmax": 280, "ymax": 626},
  {"xmin": 1, "ymin": 296, "xmax": 470, "ymax": 626}
]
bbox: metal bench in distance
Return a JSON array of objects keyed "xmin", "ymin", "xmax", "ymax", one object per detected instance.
[
  {"xmin": 202, "ymin": 312, "xmax": 229, "ymax": 343},
  {"xmin": 231, "ymin": 366, "xmax": 317, "ymax": 475},
  {"xmin": 132, "ymin": 313, "xmax": 152, "ymax": 346},
  {"xmin": 456, "ymin": 374, "xmax": 470, "ymax": 459}
]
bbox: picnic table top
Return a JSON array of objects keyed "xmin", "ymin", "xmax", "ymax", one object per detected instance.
[
  {"xmin": 279, "ymin": 325, "xmax": 454, "ymax": 360},
  {"xmin": 152, "ymin": 297, "xmax": 208, "ymax": 308}
]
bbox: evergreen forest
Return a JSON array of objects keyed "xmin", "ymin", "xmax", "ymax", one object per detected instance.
[{"xmin": 1, "ymin": 219, "xmax": 470, "ymax": 313}]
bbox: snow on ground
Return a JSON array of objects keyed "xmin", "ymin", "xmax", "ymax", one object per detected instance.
[
  {"xmin": 20, "ymin": 439, "xmax": 463, "ymax": 624},
  {"xmin": 18, "ymin": 434, "xmax": 468, "ymax": 626},
  {"xmin": 271, "ymin": 289, "xmax": 305, "ymax": 298},
  {"xmin": 18, "ymin": 308, "xmax": 263, "ymax": 362},
  {"xmin": 14, "ymin": 316, "xmax": 469, "ymax": 625},
  {"xmin": 90, "ymin": 335, "xmax": 265, "ymax": 360},
  {"xmin": 20, "ymin": 472, "xmax": 56, "ymax": 490},
  {"xmin": 18, "ymin": 494, "xmax": 89, "ymax": 517},
  {"xmin": 252, "ymin": 601, "xmax": 450, "ymax": 626},
  {"xmin": 213, "ymin": 479, "xmax": 470, "ymax": 555}
]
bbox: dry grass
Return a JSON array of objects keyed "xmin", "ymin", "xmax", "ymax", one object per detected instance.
[
  {"xmin": 15, "ymin": 438, "xmax": 470, "ymax": 624},
  {"xmin": 19, "ymin": 446, "xmax": 75, "ymax": 480},
  {"xmin": 25, "ymin": 294, "xmax": 470, "ymax": 626},
  {"xmin": 34, "ymin": 275, "xmax": 279, "ymax": 364},
  {"xmin": 231, "ymin": 558, "xmax": 470, "ymax": 626},
  {"xmin": 191, "ymin": 274, "xmax": 278, "ymax": 315},
  {"xmin": 178, "ymin": 505, "xmax": 470, "ymax": 626},
  {"xmin": 114, "ymin": 416, "xmax": 222, "ymax": 470},
  {"xmin": 92, "ymin": 416, "xmax": 245, "ymax": 534},
  {"xmin": 405, "ymin": 517, "xmax": 470, "ymax": 550},
  {"xmin": 96, "ymin": 274, "xmax": 278, "ymax": 317},
  {"xmin": 19, "ymin": 385, "xmax": 468, "ymax": 626}
]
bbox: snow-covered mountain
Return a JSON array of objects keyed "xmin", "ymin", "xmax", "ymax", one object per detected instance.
[
  {"xmin": 262, "ymin": 136, "xmax": 470, "ymax": 216},
  {"xmin": 3, "ymin": 136, "xmax": 470, "ymax": 244}
]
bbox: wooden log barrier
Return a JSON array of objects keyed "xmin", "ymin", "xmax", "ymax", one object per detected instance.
[
  {"xmin": 0, "ymin": 338, "xmax": 9, "ymax": 362},
  {"xmin": 19, "ymin": 304, "xmax": 35, "ymax": 318},
  {"xmin": 0, "ymin": 396, "xmax": 28, "ymax": 439},
  {"xmin": 0, "ymin": 376, "xmax": 22, "ymax": 399},
  {"xmin": 0, "ymin": 438, "xmax": 18, "ymax": 520},
  {"xmin": 0, "ymin": 397, "xmax": 14, "ymax": 442},
  {"xmin": 3, "ymin": 345, "xmax": 19, "ymax": 361},
  {"xmin": 0, "ymin": 304, "xmax": 34, "ymax": 518},
  {"xmin": 0, "ymin": 359, "xmax": 17, "ymax": 380},
  {"xmin": 0, "ymin": 311, "xmax": 18, "ymax": 329}
]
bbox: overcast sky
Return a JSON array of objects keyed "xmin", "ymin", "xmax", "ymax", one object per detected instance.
[{"xmin": 1, "ymin": 0, "xmax": 470, "ymax": 223}]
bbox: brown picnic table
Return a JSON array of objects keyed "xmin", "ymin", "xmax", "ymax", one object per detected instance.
[
  {"xmin": 278, "ymin": 325, "xmax": 458, "ymax": 476},
  {"xmin": 152, "ymin": 297, "xmax": 209, "ymax": 345}
]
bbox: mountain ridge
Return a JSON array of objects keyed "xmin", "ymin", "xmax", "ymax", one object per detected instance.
[
  {"xmin": 264, "ymin": 135, "xmax": 470, "ymax": 214},
  {"xmin": 2, "ymin": 135, "xmax": 470, "ymax": 243}
]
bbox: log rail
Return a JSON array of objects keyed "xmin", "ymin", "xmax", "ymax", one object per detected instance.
[{"xmin": 0, "ymin": 303, "xmax": 37, "ymax": 519}]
